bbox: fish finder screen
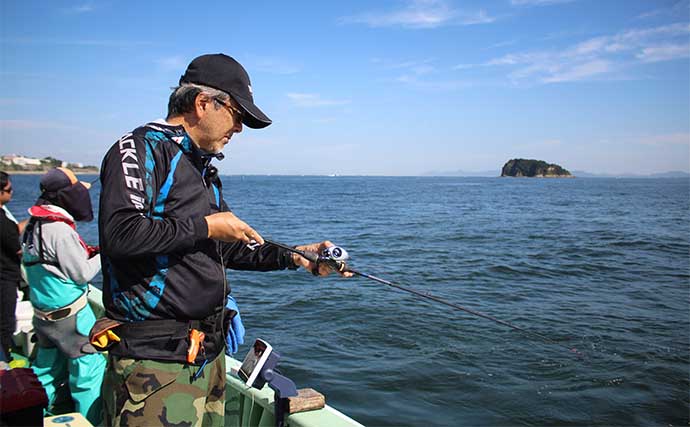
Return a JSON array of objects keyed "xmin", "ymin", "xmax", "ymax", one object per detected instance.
[{"xmin": 238, "ymin": 339, "xmax": 268, "ymax": 383}]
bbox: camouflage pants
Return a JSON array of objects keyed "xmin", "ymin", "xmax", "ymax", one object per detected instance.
[{"xmin": 102, "ymin": 353, "xmax": 225, "ymax": 426}]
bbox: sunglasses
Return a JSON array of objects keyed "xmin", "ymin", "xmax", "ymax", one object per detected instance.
[{"xmin": 214, "ymin": 98, "xmax": 244, "ymax": 123}]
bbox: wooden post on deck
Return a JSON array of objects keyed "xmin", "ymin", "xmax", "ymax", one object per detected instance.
[{"xmin": 286, "ymin": 388, "xmax": 326, "ymax": 414}]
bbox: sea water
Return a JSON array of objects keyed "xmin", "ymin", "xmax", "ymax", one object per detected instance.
[{"xmin": 8, "ymin": 175, "xmax": 689, "ymax": 426}]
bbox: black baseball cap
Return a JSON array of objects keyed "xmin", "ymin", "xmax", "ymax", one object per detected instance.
[{"xmin": 179, "ymin": 54, "xmax": 272, "ymax": 129}]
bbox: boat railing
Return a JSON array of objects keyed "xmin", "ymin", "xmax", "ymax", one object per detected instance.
[{"xmin": 84, "ymin": 285, "xmax": 364, "ymax": 427}]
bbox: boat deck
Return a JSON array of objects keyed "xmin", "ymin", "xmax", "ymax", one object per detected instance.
[{"xmin": 11, "ymin": 286, "xmax": 364, "ymax": 427}]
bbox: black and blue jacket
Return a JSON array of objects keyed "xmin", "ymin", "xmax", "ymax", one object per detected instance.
[{"xmin": 98, "ymin": 120, "xmax": 292, "ymax": 361}]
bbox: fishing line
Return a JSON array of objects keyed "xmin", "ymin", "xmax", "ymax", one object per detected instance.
[
  {"xmin": 266, "ymin": 240, "xmax": 583, "ymax": 357},
  {"xmin": 346, "ymin": 268, "xmax": 582, "ymax": 356}
]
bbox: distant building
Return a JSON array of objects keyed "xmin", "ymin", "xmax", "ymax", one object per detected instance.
[
  {"xmin": 1, "ymin": 154, "xmax": 96, "ymax": 172},
  {"xmin": 3, "ymin": 155, "xmax": 42, "ymax": 166}
]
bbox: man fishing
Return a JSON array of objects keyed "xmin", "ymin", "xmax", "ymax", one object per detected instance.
[{"xmin": 97, "ymin": 53, "xmax": 348, "ymax": 426}]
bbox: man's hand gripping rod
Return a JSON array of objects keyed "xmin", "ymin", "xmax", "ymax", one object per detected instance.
[
  {"xmin": 264, "ymin": 239, "xmax": 349, "ymax": 275},
  {"xmin": 265, "ymin": 240, "xmax": 582, "ymax": 357}
]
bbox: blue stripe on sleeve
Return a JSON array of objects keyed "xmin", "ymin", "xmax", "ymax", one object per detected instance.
[
  {"xmin": 213, "ymin": 183, "xmax": 220, "ymax": 206},
  {"xmin": 153, "ymin": 151, "xmax": 182, "ymax": 218}
]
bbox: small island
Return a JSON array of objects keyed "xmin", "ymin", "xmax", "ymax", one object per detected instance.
[{"xmin": 501, "ymin": 158, "xmax": 573, "ymax": 178}]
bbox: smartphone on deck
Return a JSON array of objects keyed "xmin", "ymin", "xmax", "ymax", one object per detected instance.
[{"xmin": 238, "ymin": 338, "xmax": 273, "ymax": 388}]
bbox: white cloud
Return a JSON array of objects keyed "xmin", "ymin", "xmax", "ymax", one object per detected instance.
[
  {"xmin": 486, "ymin": 39, "xmax": 520, "ymax": 50},
  {"xmin": 480, "ymin": 22, "xmax": 690, "ymax": 83},
  {"xmin": 453, "ymin": 63, "xmax": 479, "ymax": 70},
  {"xmin": 614, "ymin": 23, "xmax": 690, "ymax": 45},
  {"xmin": 286, "ymin": 93, "xmax": 350, "ymax": 107},
  {"xmin": 636, "ymin": 44, "xmax": 690, "ymax": 62},
  {"xmin": 458, "ymin": 10, "xmax": 495, "ymax": 26},
  {"xmin": 542, "ymin": 59, "xmax": 612, "ymax": 83},
  {"xmin": 374, "ymin": 57, "xmax": 460, "ymax": 88},
  {"xmin": 373, "ymin": 56, "xmax": 471, "ymax": 89},
  {"xmin": 66, "ymin": 3, "xmax": 95, "ymax": 14},
  {"xmin": 341, "ymin": 0, "xmax": 494, "ymax": 29},
  {"xmin": 371, "ymin": 57, "xmax": 436, "ymax": 70},
  {"xmin": 637, "ymin": 1, "xmax": 690, "ymax": 20}
]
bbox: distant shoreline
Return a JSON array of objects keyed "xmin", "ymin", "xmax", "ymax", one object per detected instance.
[
  {"xmin": 5, "ymin": 170, "xmax": 687, "ymax": 179},
  {"xmin": 4, "ymin": 169, "xmax": 99, "ymax": 175}
]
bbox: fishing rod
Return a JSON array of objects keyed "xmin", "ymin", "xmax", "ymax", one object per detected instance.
[{"xmin": 265, "ymin": 240, "xmax": 582, "ymax": 357}]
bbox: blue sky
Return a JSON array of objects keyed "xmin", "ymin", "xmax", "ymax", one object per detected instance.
[{"xmin": 1, "ymin": 0, "xmax": 688, "ymax": 175}]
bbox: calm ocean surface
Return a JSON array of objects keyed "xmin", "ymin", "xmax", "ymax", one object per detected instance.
[{"xmin": 8, "ymin": 174, "xmax": 690, "ymax": 427}]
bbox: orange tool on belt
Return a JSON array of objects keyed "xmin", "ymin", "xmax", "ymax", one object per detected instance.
[
  {"xmin": 187, "ymin": 329, "xmax": 206, "ymax": 364},
  {"xmin": 89, "ymin": 318, "xmax": 123, "ymax": 351}
]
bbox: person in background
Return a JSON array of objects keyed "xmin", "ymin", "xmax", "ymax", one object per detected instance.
[
  {"xmin": 0, "ymin": 171, "xmax": 21, "ymax": 362},
  {"xmin": 22, "ymin": 167, "xmax": 105, "ymax": 425},
  {"xmin": 97, "ymin": 53, "xmax": 350, "ymax": 426},
  {"xmin": 1, "ymin": 173, "xmax": 28, "ymax": 235}
]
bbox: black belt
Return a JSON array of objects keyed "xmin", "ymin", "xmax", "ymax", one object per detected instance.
[{"xmin": 110, "ymin": 314, "xmax": 226, "ymax": 364}]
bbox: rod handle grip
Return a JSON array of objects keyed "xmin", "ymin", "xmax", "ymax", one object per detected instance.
[{"xmin": 301, "ymin": 251, "xmax": 319, "ymax": 263}]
